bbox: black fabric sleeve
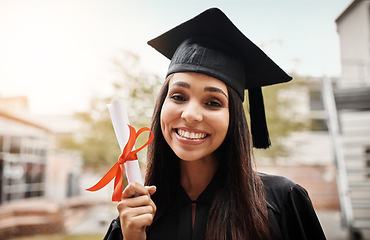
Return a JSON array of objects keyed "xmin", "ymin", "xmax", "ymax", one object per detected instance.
[
  {"xmin": 103, "ymin": 217, "xmax": 123, "ymax": 240},
  {"xmin": 280, "ymin": 184, "xmax": 326, "ymax": 240}
]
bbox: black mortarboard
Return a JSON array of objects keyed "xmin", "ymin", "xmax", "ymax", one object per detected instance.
[{"xmin": 147, "ymin": 8, "xmax": 292, "ymax": 148}]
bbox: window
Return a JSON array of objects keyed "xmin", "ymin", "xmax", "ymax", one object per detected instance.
[{"xmin": 1, "ymin": 134, "xmax": 47, "ymax": 204}]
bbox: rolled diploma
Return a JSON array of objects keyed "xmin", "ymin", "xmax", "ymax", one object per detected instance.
[{"xmin": 107, "ymin": 100, "xmax": 144, "ymax": 185}]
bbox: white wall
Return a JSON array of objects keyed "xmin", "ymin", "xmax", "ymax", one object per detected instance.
[{"xmin": 337, "ymin": 1, "xmax": 370, "ymax": 87}]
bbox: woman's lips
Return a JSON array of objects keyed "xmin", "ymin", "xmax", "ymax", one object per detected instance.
[
  {"xmin": 176, "ymin": 129, "xmax": 208, "ymax": 140},
  {"xmin": 174, "ymin": 128, "xmax": 209, "ymax": 144}
]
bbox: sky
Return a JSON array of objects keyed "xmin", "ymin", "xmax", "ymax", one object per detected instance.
[{"xmin": 0, "ymin": 0, "xmax": 352, "ymax": 115}]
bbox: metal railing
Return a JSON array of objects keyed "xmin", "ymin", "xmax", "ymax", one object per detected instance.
[
  {"xmin": 322, "ymin": 77, "xmax": 370, "ymax": 240},
  {"xmin": 322, "ymin": 77, "xmax": 354, "ymax": 228}
]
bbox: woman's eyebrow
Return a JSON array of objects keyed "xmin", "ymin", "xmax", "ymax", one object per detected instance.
[
  {"xmin": 204, "ymin": 86, "xmax": 228, "ymax": 98},
  {"xmin": 169, "ymin": 81, "xmax": 190, "ymax": 89}
]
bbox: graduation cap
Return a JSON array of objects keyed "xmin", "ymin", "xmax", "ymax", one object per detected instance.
[{"xmin": 148, "ymin": 8, "xmax": 292, "ymax": 148}]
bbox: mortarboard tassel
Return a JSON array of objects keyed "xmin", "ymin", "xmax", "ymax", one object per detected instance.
[{"xmin": 249, "ymin": 88, "xmax": 271, "ymax": 149}]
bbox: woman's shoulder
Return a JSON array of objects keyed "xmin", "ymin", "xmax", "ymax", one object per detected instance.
[
  {"xmin": 258, "ymin": 172, "xmax": 310, "ymax": 213},
  {"xmin": 258, "ymin": 173, "xmax": 327, "ymax": 239},
  {"xmin": 258, "ymin": 172, "xmax": 299, "ymax": 192}
]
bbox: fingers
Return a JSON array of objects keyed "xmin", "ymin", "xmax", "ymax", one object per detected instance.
[
  {"xmin": 122, "ymin": 182, "xmax": 150, "ymax": 198},
  {"xmin": 117, "ymin": 182, "xmax": 157, "ymax": 239},
  {"xmin": 119, "ymin": 182, "xmax": 157, "ymax": 216},
  {"xmin": 118, "ymin": 194, "xmax": 157, "ymax": 219},
  {"xmin": 119, "ymin": 203, "xmax": 155, "ymax": 226},
  {"xmin": 126, "ymin": 212, "xmax": 155, "ymax": 228},
  {"xmin": 145, "ymin": 185, "xmax": 157, "ymax": 196}
]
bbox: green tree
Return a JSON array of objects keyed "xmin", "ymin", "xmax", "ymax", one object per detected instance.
[
  {"xmin": 59, "ymin": 51, "xmax": 162, "ymax": 170},
  {"xmin": 249, "ymin": 75, "xmax": 309, "ymax": 161}
]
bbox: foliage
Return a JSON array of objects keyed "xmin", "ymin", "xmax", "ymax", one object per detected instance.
[
  {"xmin": 58, "ymin": 51, "xmax": 162, "ymax": 170},
  {"xmin": 110, "ymin": 52, "xmax": 162, "ymax": 128},
  {"xmin": 246, "ymin": 75, "xmax": 310, "ymax": 161}
]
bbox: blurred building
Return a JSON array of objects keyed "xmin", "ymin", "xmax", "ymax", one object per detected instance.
[
  {"xmin": 0, "ymin": 96, "xmax": 29, "ymax": 113},
  {"xmin": 0, "ymin": 95, "xmax": 83, "ymax": 239},
  {"xmin": 321, "ymin": 0, "xmax": 370, "ymax": 239},
  {"xmin": 0, "ymin": 96, "xmax": 82, "ymax": 205},
  {"xmin": 0, "ymin": 109, "xmax": 50, "ymax": 204}
]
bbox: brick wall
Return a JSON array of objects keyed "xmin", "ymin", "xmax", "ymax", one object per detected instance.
[
  {"xmin": 0, "ymin": 200, "xmax": 64, "ymax": 239},
  {"xmin": 257, "ymin": 164, "xmax": 340, "ymax": 210}
]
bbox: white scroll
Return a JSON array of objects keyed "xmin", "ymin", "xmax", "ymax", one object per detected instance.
[{"xmin": 107, "ymin": 100, "xmax": 144, "ymax": 185}]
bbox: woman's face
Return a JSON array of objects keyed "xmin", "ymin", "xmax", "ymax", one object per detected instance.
[{"xmin": 160, "ymin": 72, "xmax": 229, "ymax": 162}]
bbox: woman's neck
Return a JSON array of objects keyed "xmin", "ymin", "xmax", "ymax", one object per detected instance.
[{"xmin": 180, "ymin": 156, "xmax": 218, "ymax": 201}]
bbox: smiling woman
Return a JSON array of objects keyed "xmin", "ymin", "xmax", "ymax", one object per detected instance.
[{"xmin": 103, "ymin": 7, "xmax": 326, "ymax": 240}]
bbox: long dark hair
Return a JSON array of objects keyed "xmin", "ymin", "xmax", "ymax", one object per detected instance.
[{"xmin": 145, "ymin": 77, "xmax": 272, "ymax": 239}]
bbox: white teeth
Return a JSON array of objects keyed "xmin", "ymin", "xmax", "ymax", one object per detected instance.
[{"xmin": 177, "ymin": 129, "xmax": 207, "ymax": 139}]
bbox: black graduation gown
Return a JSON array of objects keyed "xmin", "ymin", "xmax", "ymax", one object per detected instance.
[{"xmin": 103, "ymin": 173, "xmax": 326, "ymax": 240}]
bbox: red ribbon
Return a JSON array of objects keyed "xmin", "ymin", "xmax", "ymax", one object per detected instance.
[{"xmin": 86, "ymin": 125, "xmax": 154, "ymax": 201}]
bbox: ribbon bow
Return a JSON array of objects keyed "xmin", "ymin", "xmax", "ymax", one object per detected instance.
[{"xmin": 86, "ymin": 125, "xmax": 154, "ymax": 201}]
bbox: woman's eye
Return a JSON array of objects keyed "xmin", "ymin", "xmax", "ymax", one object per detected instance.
[
  {"xmin": 206, "ymin": 100, "xmax": 222, "ymax": 108},
  {"xmin": 170, "ymin": 94, "xmax": 186, "ymax": 102}
]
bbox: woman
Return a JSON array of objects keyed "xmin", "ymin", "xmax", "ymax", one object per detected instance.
[{"xmin": 104, "ymin": 8, "xmax": 326, "ymax": 240}]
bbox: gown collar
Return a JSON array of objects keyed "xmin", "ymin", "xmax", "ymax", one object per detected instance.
[{"xmin": 170, "ymin": 169, "xmax": 223, "ymax": 211}]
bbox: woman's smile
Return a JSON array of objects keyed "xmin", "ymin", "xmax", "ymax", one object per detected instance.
[
  {"xmin": 173, "ymin": 128, "xmax": 210, "ymax": 146},
  {"xmin": 176, "ymin": 128, "xmax": 208, "ymax": 140}
]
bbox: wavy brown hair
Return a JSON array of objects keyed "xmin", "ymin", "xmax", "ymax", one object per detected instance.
[{"xmin": 145, "ymin": 76, "xmax": 273, "ymax": 239}]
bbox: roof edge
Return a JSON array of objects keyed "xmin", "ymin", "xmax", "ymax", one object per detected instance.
[
  {"xmin": 336, "ymin": 0, "xmax": 362, "ymax": 23},
  {"xmin": 0, "ymin": 110, "xmax": 51, "ymax": 133}
]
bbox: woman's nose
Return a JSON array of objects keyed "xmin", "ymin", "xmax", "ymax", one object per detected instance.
[{"xmin": 181, "ymin": 102, "xmax": 203, "ymax": 123}]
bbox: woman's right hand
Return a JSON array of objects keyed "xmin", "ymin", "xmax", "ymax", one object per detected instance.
[{"xmin": 117, "ymin": 182, "xmax": 157, "ymax": 240}]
